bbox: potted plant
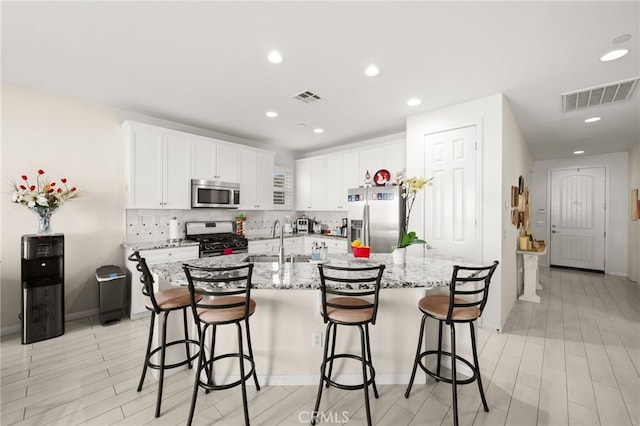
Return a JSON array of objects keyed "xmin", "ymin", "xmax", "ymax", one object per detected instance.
[{"xmin": 393, "ymin": 173, "xmax": 433, "ymax": 264}]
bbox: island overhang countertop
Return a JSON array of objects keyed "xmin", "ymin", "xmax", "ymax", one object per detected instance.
[{"xmin": 151, "ymin": 253, "xmax": 478, "ymax": 290}]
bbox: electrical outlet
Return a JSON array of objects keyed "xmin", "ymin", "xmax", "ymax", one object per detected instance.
[{"xmin": 312, "ymin": 332, "xmax": 322, "ymax": 348}]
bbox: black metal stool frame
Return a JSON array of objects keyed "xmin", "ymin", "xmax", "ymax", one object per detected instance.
[
  {"xmin": 183, "ymin": 263, "xmax": 260, "ymax": 426},
  {"xmin": 404, "ymin": 260, "xmax": 499, "ymax": 426},
  {"xmin": 312, "ymin": 263, "xmax": 385, "ymax": 426},
  {"xmin": 128, "ymin": 251, "xmax": 200, "ymax": 418}
]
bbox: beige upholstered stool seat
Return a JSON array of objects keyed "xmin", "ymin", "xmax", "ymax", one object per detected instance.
[
  {"xmin": 326, "ymin": 297, "xmax": 374, "ymax": 323},
  {"xmin": 196, "ymin": 296, "xmax": 256, "ymax": 323},
  {"xmin": 144, "ymin": 287, "xmax": 201, "ymax": 311},
  {"xmin": 418, "ymin": 295, "xmax": 480, "ymax": 321}
]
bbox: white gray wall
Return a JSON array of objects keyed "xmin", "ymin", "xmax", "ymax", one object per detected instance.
[
  {"xmin": 530, "ymin": 152, "xmax": 629, "ymax": 276},
  {"xmin": 629, "ymin": 142, "xmax": 640, "ymax": 282}
]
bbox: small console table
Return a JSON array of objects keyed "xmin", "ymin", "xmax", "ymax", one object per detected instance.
[{"xmin": 517, "ymin": 245, "xmax": 547, "ymax": 303}]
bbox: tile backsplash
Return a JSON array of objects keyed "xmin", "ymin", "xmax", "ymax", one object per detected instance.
[{"xmin": 125, "ymin": 209, "xmax": 348, "ymax": 243}]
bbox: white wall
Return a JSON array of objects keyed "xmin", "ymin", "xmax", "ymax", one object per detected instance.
[
  {"xmin": 1, "ymin": 83, "xmax": 125, "ymax": 331},
  {"xmin": 629, "ymin": 142, "xmax": 640, "ymax": 282},
  {"xmin": 501, "ymin": 99, "xmax": 534, "ymax": 323},
  {"xmin": 406, "ymin": 94, "xmax": 531, "ymax": 332},
  {"xmin": 531, "ymin": 152, "xmax": 629, "ymax": 276}
]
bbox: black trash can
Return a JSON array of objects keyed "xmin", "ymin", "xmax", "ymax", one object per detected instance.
[{"xmin": 96, "ymin": 265, "xmax": 126, "ymax": 325}]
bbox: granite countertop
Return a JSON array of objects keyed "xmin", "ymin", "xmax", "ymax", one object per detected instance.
[
  {"xmin": 122, "ymin": 240, "xmax": 200, "ymax": 251},
  {"xmin": 151, "ymin": 253, "xmax": 478, "ymax": 290}
]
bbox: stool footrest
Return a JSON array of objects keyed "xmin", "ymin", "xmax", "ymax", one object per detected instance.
[
  {"xmin": 198, "ymin": 353, "xmax": 256, "ymax": 391},
  {"xmin": 323, "ymin": 353, "xmax": 376, "ymax": 391},
  {"xmin": 146, "ymin": 339, "xmax": 200, "ymax": 371},
  {"xmin": 417, "ymin": 350, "xmax": 477, "ymax": 385}
]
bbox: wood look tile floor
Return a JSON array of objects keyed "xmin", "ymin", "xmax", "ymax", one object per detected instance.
[{"xmin": 1, "ymin": 267, "xmax": 638, "ymax": 425}]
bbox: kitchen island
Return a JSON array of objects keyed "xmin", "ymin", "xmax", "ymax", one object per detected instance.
[
  {"xmin": 152, "ymin": 252, "xmax": 470, "ymax": 289},
  {"xmin": 150, "ymin": 253, "xmax": 483, "ymax": 385}
]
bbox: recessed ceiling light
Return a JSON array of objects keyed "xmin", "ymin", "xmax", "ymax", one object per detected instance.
[
  {"xmin": 265, "ymin": 111, "xmax": 278, "ymax": 118},
  {"xmin": 612, "ymin": 34, "xmax": 631, "ymax": 44},
  {"xmin": 407, "ymin": 98, "xmax": 422, "ymax": 107},
  {"xmin": 584, "ymin": 116, "xmax": 601, "ymax": 123},
  {"xmin": 365, "ymin": 65, "xmax": 380, "ymax": 77},
  {"xmin": 313, "ymin": 128, "xmax": 324, "ymax": 134},
  {"xmin": 267, "ymin": 50, "xmax": 283, "ymax": 64},
  {"xmin": 600, "ymin": 49, "xmax": 629, "ymax": 62},
  {"xmin": 574, "ymin": 150, "xmax": 585, "ymax": 155}
]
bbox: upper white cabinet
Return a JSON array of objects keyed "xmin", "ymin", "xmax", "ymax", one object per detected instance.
[
  {"xmin": 123, "ymin": 122, "xmax": 192, "ymax": 209},
  {"xmin": 238, "ymin": 147, "xmax": 275, "ymax": 210},
  {"xmin": 325, "ymin": 151, "xmax": 359, "ymax": 211},
  {"xmin": 358, "ymin": 141, "xmax": 406, "ymax": 182},
  {"xmin": 192, "ymin": 138, "xmax": 238, "ymax": 182},
  {"xmin": 295, "ymin": 158, "xmax": 326, "ymax": 211},
  {"xmin": 296, "ymin": 140, "xmax": 405, "ymax": 212}
]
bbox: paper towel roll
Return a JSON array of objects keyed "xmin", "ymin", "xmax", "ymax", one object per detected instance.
[{"xmin": 169, "ymin": 218, "xmax": 180, "ymax": 241}]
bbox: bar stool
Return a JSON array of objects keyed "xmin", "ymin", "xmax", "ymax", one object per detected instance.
[
  {"xmin": 127, "ymin": 251, "xmax": 201, "ymax": 418},
  {"xmin": 182, "ymin": 263, "xmax": 260, "ymax": 426},
  {"xmin": 312, "ymin": 264, "xmax": 385, "ymax": 426},
  {"xmin": 404, "ymin": 261, "xmax": 499, "ymax": 426}
]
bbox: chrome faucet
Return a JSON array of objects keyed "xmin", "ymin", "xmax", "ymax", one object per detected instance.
[{"xmin": 273, "ymin": 219, "xmax": 285, "ymax": 265}]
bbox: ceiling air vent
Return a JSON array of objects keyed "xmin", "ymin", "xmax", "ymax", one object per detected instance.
[
  {"xmin": 293, "ymin": 90, "xmax": 323, "ymax": 104},
  {"xmin": 562, "ymin": 77, "xmax": 639, "ymax": 112}
]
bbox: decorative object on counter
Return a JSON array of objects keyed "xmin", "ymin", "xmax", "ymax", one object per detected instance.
[
  {"xmin": 364, "ymin": 169, "xmax": 372, "ymax": 186},
  {"xmin": 393, "ymin": 172, "xmax": 433, "ymax": 263},
  {"xmin": 373, "ymin": 169, "xmax": 391, "ymax": 186},
  {"xmin": 235, "ymin": 213, "xmax": 246, "ymax": 236},
  {"xmin": 392, "ymin": 246, "xmax": 406, "ymax": 264},
  {"xmin": 351, "ymin": 239, "xmax": 370, "ymax": 258},
  {"xmin": 11, "ymin": 169, "xmax": 79, "ymax": 235}
]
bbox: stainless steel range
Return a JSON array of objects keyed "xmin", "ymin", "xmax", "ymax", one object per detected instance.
[{"xmin": 185, "ymin": 221, "xmax": 248, "ymax": 257}]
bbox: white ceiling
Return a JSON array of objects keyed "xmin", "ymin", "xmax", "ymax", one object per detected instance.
[{"xmin": 2, "ymin": 1, "xmax": 639, "ymax": 160}]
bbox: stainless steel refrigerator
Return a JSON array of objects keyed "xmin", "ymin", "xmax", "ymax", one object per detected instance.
[{"xmin": 347, "ymin": 186, "xmax": 405, "ymax": 253}]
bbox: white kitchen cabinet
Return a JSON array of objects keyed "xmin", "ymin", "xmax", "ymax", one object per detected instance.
[
  {"xmin": 124, "ymin": 245, "xmax": 199, "ymax": 319},
  {"xmin": 384, "ymin": 141, "xmax": 406, "ymax": 180},
  {"xmin": 192, "ymin": 138, "xmax": 238, "ymax": 182},
  {"xmin": 238, "ymin": 147, "xmax": 275, "ymax": 210},
  {"xmin": 358, "ymin": 140, "xmax": 406, "ymax": 184},
  {"xmin": 304, "ymin": 236, "xmax": 348, "ymax": 254},
  {"xmin": 123, "ymin": 122, "xmax": 192, "ymax": 209},
  {"xmin": 325, "ymin": 151, "xmax": 360, "ymax": 211},
  {"xmin": 248, "ymin": 237, "xmax": 303, "ymax": 255},
  {"xmin": 295, "ymin": 158, "xmax": 326, "ymax": 211}
]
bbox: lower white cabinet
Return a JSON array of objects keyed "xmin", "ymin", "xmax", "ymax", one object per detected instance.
[
  {"xmin": 248, "ymin": 237, "xmax": 304, "ymax": 255},
  {"xmin": 124, "ymin": 245, "xmax": 199, "ymax": 319},
  {"xmin": 303, "ymin": 236, "xmax": 348, "ymax": 255}
]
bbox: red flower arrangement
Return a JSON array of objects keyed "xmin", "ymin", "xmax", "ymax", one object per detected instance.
[{"xmin": 11, "ymin": 169, "xmax": 78, "ymax": 212}]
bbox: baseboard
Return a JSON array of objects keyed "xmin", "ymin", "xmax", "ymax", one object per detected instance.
[{"xmin": 1, "ymin": 309, "xmax": 100, "ymax": 337}]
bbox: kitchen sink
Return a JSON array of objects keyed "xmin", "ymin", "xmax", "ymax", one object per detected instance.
[{"xmin": 243, "ymin": 255, "xmax": 312, "ymax": 263}]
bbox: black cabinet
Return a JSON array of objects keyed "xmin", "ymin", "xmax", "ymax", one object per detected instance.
[{"xmin": 21, "ymin": 234, "xmax": 64, "ymax": 344}]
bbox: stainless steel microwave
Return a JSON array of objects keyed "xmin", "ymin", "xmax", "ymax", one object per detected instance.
[{"xmin": 191, "ymin": 180, "xmax": 240, "ymax": 208}]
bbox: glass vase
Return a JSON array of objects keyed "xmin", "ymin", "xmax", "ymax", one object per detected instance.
[{"xmin": 33, "ymin": 208, "xmax": 55, "ymax": 235}]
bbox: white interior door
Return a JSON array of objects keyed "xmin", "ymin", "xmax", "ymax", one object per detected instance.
[
  {"xmin": 423, "ymin": 126, "xmax": 477, "ymax": 262},
  {"xmin": 550, "ymin": 167, "xmax": 606, "ymax": 271}
]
